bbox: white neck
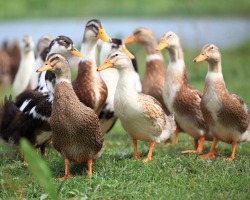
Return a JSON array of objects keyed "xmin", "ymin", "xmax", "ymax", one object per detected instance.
[
  {"xmin": 12, "ymin": 50, "xmax": 35, "ymax": 95},
  {"xmin": 146, "ymin": 53, "xmax": 163, "ymax": 62},
  {"xmin": 56, "ymin": 77, "xmax": 71, "ymax": 84},
  {"xmin": 116, "ymin": 66, "xmax": 138, "ymax": 99},
  {"xmin": 81, "ymin": 38, "xmax": 98, "ymax": 62}
]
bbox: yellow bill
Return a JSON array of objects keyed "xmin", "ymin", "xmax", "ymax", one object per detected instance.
[
  {"xmin": 68, "ymin": 47, "xmax": 84, "ymax": 57},
  {"xmin": 156, "ymin": 39, "xmax": 168, "ymax": 51},
  {"xmin": 193, "ymin": 52, "xmax": 208, "ymax": 63},
  {"xmin": 122, "ymin": 46, "xmax": 135, "ymax": 59},
  {"xmin": 97, "ymin": 58, "xmax": 114, "ymax": 71},
  {"xmin": 97, "ymin": 28, "xmax": 112, "ymax": 42},
  {"xmin": 36, "ymin": 62, "xmax": 53, "ymax": 72},
  {"xmin": 123, "ymin": 34, "xmax": 136, "ymax": 44}
]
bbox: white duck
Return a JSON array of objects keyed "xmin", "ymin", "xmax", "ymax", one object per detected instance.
[
  {"xmin": 99, "ymin": 38, "xmax": 142, "ymax": 134},
  {"xmin": 12, "ymin": 35, "xmax": 35, "ymax": 96},
  {"xmin": 98, "ymin": 51, "xmax": 176, "ymax": 162}
]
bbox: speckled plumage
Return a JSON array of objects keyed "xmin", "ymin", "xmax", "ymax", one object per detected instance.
[
  {"xmin": 51, "ymin": 82, "xmax": 103, "ymax": 163},
  {"xmin": 0, "ymin": 50, "xmax": 11, "ymax": 89},
  {"xmin": 38, "ymin": 53, "xmax": 103, "ymax": 178},
  {"xmin": 158, "ymin": 31, "xmax": 211, "ymax": 152},
  {"xmin": 194, "ymin": 44, "xmax": 250, "ymax": 160}
]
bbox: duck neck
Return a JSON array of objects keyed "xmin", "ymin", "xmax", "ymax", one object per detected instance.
[
  {"xmin": 168, "ymin": 45, "xmax": 184, "ymax": 63},
  {"xmin": 55, "ymin": 69, "xmax": 71, "ymax": 85},
  {"xmin": 208, "ymin": 60, "xmax": 222, "ymax": 73},
  {"xmin": 116, "ymin": 65, "xmax": 138, "ymax": 98},
  {"xmin": 81, "ymin": 36, "xmax": 98, "ymax": 62}
]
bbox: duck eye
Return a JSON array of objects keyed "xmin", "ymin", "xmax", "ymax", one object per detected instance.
[
  {"xmin": 115, "ymin": 54, "xmax": 118, "ymax": 56},
  {"xmin": 56, "ymin": 56, "xmax": 59, "ymax": 59}
]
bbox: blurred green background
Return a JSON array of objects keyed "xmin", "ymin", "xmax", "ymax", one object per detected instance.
[{"xmin": 0, "ymin": 0, "xmax": 250, "ymax": 20}]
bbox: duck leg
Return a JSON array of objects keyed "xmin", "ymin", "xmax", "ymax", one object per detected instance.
[
  {"xmin": 40, "ymin": 146, "xmax": 46, "ymax": 157},
  {"xmin": 225, "ymin": 141, "xmax": 237, "ymax": 161},
  {"xmin": 133, "ymin": 139, "xmax": 141, "ymax": 159},
  {"xmin": 143, "ymin": 142, "xmax": 155, "ymax": 162},
  {"xmin": 87, "ymin": 159, "xmax": 93, "ymax": 176},
  {"xmin": 172, "ymin": 127, "xmax": 179, "ymax": 144},
  {"xmin": 57, "ymin": 158, "xmax": 72, "ymax": 181},
  {"xmin": 199, "ymin": 137, "xmax": 218, "ymax": 159},
  {"xmin": 181, "ymin": 136, "xmax": 205, "ymax": 154}
]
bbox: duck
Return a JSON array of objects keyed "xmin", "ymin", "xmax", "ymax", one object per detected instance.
[
  {"xmin": 0, "ymin": 36, "xmax": 83, "ymax": 156},
  {"xmin": 12, "ymin": 35, "xmax": 36, "ymax": 96},
  {"xmin": 193, "ymin": 44, "xmax": 250, "ymax": 160},
  {"xmin": 30, "ymin": 35, "xmax": 54, "ymax": 90},
  {"xmin": 97, "ymin": 50, "xmax": 176, "ymax": 162},
  {"xmin": 123, "ymin": 28, "xmax": 180, "ymax": 144},
  {"xmin": 2, "ymin": 39, "xmax": 21, "ymax": 82},
  {"xmin": 37, "ymin": 53, "xmax": 103, "ymax": 179},
  {"xmin": 0, "ymin": 50, "xmax": 11, "ymax": 90},
  {"xmin": 156, "ymin": 31, "xmax": 211, "ymax": 153},
  {"xmin": 72, "ymin": 19, "xmax": 112, "ymax": 115},
  {"xmin": 99, "ymin": 38, "xmax": 142, "ymax": 134}
]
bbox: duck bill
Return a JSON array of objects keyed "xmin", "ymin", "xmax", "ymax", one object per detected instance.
[
  {"xmin": 193, "ymin": 52, "xmax": 208, "ymax": 63},
  {"xmin": 156, "ymin": 39, "xmax": 168, "ymax": 51},
  {"xmin": 36, "ymin": 62, "xmax": 53, "ymax": 72},
  {"xmin": 97, "ymin": 58, "xmax": 114, "ymax": 71},
  {"xmin": 122, "ymin": 46, "xmax": 135, "ymax": 59},
  {"xmin": 123, "ymin": 34, "xmax": 136, "ymax": 44},
  {"xmin": 97, "ymin": 28, "xmax": 112, "ymax": 42},
  {"xmin": 68, "ymin": 47, "xmax": 84, "ymax": 57}
]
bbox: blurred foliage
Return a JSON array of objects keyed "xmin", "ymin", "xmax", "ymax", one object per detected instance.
[
  {"xmin": 0, "ymin": 0, "xmax": 250, "ymax": 20},
  {"xmin": 20, "ymin": 139, "xmax": 58, "ymax": 200}
]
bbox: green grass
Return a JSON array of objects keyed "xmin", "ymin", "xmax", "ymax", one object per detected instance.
[
  {"xmin": 0, "ymin": 0, "xmax": 250, "ymax": 21},
  {"xmin": 1, "ymin": 43, "xmax": 250, "ymax": 199},
  {"xmin": 1, "ymin": 122, "xmax": 250, "ymax": 199}
]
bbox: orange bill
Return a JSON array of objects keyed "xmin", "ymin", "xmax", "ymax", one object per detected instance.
[
  {"xmin": 68, "ymin": 47, "xmax": 84, "ymax": 57},
  {"xmin": 97, "ymin": 58, "xmax": 114, "ymax": 71},
  {"xmin": 193, "ymin": 51, "xmax": 208, "ymax": 62},
  {"xmin": 156, "ymin": 39, "xmax": 168, "ymax": 51},
  {"xmin": 97, "ymin": 28, "xmax": 112, "ymax": 42},
  {"xmin": 36, "ymin": 61, "xmax": 53, "ymax": 72},
  {"xmin": 122, "ymin": 46, "xmax": 135, "ymax": 59},
  {"xmin": 123, "ymin": 34, "xmax": 136, "ymax": 44}
]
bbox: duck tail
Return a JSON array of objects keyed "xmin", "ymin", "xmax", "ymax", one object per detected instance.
[{"xmin": 0, "ymin": 95, "xmax": 20, "ymax": 133}]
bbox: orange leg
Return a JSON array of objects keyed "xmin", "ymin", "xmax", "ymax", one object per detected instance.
[
  {"xmin": 87, "ymin": 159, "xmax": 93, "ymax": 176},
  {"xmin": 56, "ymin": 158, "xmax": 72, "ymax": 181},
  {"xmin": 181, "ymin": 136, "xmax": 205, "ymax": 154},
  {"xmin": 133, "ymin": 139, "xmax": 141, "ymax": 159},
  {"xmin": 225, "ymin": 141, "xmax": 237, "ymax": 161},
  {"xmin": 199, "ymin": 137, "xmax": 218, "ymax": 159},
  {"xmin": 172, "ymin": 127, "xmax": 179, "ymax": 144},
  {"xmin": 143, "ymin": 142, "xmax": 155, "ymax": 162},
  {"xmin": 196, "ymin": 136, "xmax": 205, "ymax": 153}
]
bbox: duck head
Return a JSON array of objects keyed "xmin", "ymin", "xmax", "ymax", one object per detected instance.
[
  {"xmin": 156, "ymin": 31, "xmax": 180, "ymax": 51},
  {"xmin": 193, "ymin": 44, "xmax": 221, "ymax": 63},
  {"xmin": 20, "ymin": 35, "xmax": 34, "ymax": 53}
]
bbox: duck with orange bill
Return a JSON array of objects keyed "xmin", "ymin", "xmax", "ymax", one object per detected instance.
[
  {"xmin": 194, "ymin": 44, "xmax": 250, "ymax": 160},
  {"xmin": 156, "ymin": 31, "xmax": 211, "ymax": 153},
  {"xmin": 37, "ymin": 53, "xmax": 103, "ymax": 180},
  {"xmin": 72, "ymin": 19, "xmax": 112, "ymax": 115},
  {"xmin": 99, "ymin": 38, "xmax": 142, "ymax": 134},
  {"xmin": 97, "ymin": 51, "xmax": 176, "ymax": 162}
]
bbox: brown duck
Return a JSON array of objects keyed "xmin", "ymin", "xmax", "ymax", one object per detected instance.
[
  {"xmin": 156, "ymin": 31, "xmax": 211, "ymax": 153},
  {"xmin": 37, "ymin": 53, "xmax": 103, "ymax": 179},
  {"xmin": 72, "ymin": 19, "xmax": 112, "ymax": 115},
  {"xmin": 123, "ymin": 28, "xmax": 180, "ymax": 143},
  {"xmin": 194, "ymin": 44, "xmax": 250, "ymax": 160}
]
